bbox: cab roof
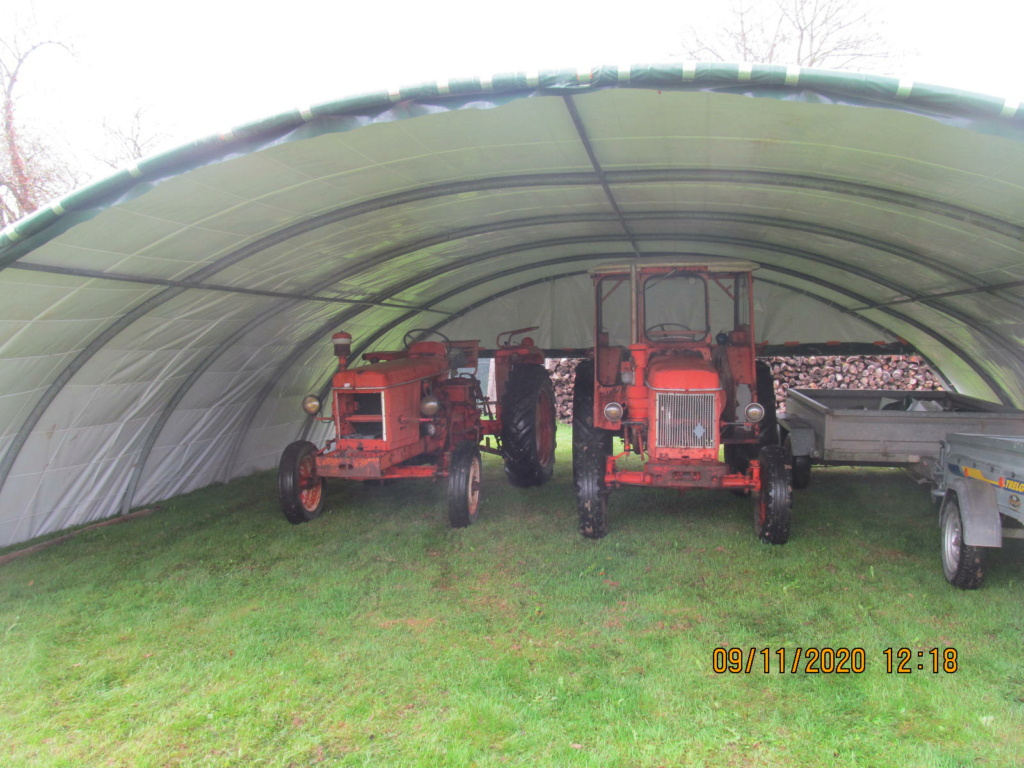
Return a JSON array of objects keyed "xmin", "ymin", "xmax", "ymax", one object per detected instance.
[{"xmin": 588, "ymin": 257, "xmax": 762, "ymax": 275}]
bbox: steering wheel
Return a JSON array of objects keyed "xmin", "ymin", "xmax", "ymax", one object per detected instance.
[
  {"xmin": 403, "ymin": 329, "xmax": 452, "ymax": 351},
  {"xmin": 647, "ymin": 322, "xmax": 693, "ymax": 335}
]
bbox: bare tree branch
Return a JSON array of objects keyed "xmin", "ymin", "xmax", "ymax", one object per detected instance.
[
  {"xmin": 679, "ymin": 0, "xmax": 897, "ymax": 72},
  {"xmin": 1, "ymin": 36, "xmax": 75, "ymax": 227},
  {"xmin": 96, "ymin": 108, "xmax": 167, "ymax": 171}
]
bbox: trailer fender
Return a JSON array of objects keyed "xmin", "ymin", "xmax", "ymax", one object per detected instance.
[
  {"xmin": 940, "ymin": 480, "xmax": 1001, "ymax": 548},
  {"xmin": 779, "ymin": 416, "xmax": 815, "ymax": 458}
]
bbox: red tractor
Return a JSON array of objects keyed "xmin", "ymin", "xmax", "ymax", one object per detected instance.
[
  {"xmin": 278, "ymin": 327, "xmax": 556, "ymax": 527},
  {"xmin": 572, "ymin": 258, "xmax": 792, "ymax": 543}
]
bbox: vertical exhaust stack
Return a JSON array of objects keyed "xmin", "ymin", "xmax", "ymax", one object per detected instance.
[{"xmin": 332, "ymin": 332, "xmax": 352, "ymax": 370}]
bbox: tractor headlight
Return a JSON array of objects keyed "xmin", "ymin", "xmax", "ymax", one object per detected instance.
[
  {"xmin": 301, "ymin": 395, "xmax": 322, "ymax": 415},
  {"xmin": 603, "ymin": 402, "xmax": 624, "ymax": 421},
  {"xmin": 420, "ymin": 394, "xmax": 441, "ymax": 417},
  {"xmin": 744, "ymin": 402, "xmax": 765, "ymax": 423}
]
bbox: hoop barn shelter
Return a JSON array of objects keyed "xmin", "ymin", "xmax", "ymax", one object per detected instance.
[{"xmin": 2, "ymin": 63, "xmax": 1024, "ymax": 547}]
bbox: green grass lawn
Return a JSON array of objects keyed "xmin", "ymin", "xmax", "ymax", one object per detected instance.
[{"xmin": 2, "ymin": 426, "xmax": 1023, "ymax": 767}]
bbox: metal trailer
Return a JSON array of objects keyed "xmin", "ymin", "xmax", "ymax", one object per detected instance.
[
  {"xmin": 935, "ymin": 433, "xmax": 1024, "ymax": 589},
  {"xmin": 779, "ymin": 389, "xmax": 1024, "ymax": 488}
]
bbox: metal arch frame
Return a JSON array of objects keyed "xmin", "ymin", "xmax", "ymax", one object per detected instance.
[
  {"xmin": 11, "ymin": 209, "xmax": 1017, "ymax": 309},
  {"xmin": 4, "ymin": 172, "xmax": 1023, "ymax": 508}
]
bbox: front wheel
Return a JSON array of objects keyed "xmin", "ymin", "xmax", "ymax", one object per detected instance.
[
  {"xmin": 754, "ymin": 444, "xmax": 792, "ymax": 544},
  {"xmin": 941, "ymin": 496, "xmax": 986, "ymax": 589},
  {"xmin": 501, "ymin": 363, "xmax": 557, "ymax": 487},
  {"xmin": 448, "ymin": 441, "xmax": 482, "ymax": 528},
  {"xmin": 572, "ymin": 359, "xmax": 611, "ymax": 538},
  {"xmin": 278, "ymin": 440, "xmax": 326, "ymax": 524}
]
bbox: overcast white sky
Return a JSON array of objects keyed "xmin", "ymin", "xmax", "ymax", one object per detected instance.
[{"xmin": 14, "ymin": 0, "xmax": 1024, "ymax": 176}]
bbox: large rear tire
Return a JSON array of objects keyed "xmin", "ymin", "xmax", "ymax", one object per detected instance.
[
  {"xmin": 501, "ymin": 363, "xmax": 557, "ymax": 487},
  {"xmin": 278, "ymin": 440, "xmax": 326, "ymax": 524},
  {"xmin": 572, "ymin": 359, "xmax": 611, "ymax": 538},
  {"xmin": 754, "ymin": 444, "xmax": 792, "ymax": 544},
  {"xmin": 941, "ymin": 496, "xmax": 986, "ymax": 589},
  {"xmin": 448, "ymin": 441, "xmax": 482, "ymax": 528}
]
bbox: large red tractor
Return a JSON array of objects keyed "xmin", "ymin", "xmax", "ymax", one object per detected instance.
[
  {"xmin": 572, "ymin": 258, "xmax": 792, "ymax": 543},
  {"xmin": 279, "ymin": 327, "xmax": 556, "ymax": 527}
]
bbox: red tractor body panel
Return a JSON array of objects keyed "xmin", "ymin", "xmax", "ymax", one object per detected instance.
[
  {"xmin": 646, "ymin": 356, "xmax": 719, "ymax": 391},
  {"xmin": 319, "ymin": 350, "xmax": 481, "ymax": 480}
]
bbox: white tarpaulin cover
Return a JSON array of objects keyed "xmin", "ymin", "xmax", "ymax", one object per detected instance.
[{"xmin": 2, "ymin": 63, "xmax": 1024, "ymax": 546}]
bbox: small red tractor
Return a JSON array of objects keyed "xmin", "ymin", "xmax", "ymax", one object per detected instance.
[
  {"xmin": 278, "ymin": 327, "xmax": 556, "ymax": 527},
  {"xmin": 572, "ymin": 258, "xmax": 792, "ymax": 543}
]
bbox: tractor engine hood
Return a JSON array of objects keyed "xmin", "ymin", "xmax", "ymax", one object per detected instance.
[
  {"xmin": 646, "ymin": 355, "xmax": 721, "ymax": 391},
  {"xmin": 334, "ymin": 355, "xmax": 450, "ymax": 390}
]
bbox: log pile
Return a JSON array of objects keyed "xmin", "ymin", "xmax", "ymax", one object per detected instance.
[
  {"xmin": 547, "ymin": 355, "xmax": 942, "ymax": 423},
  {"xmin": 764, "ymin": 354, "xmax": 943, "ymax": 415},
  {"xmin": 547, "ymin": 358, "xmax": 581, "ymax": 423}
]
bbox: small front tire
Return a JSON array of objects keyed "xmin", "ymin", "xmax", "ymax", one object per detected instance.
[
  {"xmin": 754, "ymin": 444, "xmax": 792, "ymax": 544},
  {"xmin": 278, "ymin": 440, "xmax": 326, "ymax": 524},
  {"xmin": 448, "ymin": 441, "xmax": 482, "ymax": 528},
  {"xmin": 572, "ymin": 359, "xmax": 611, "ymax": 538},
  {"xmin": 941, "ymin": 496, "xmax": 986, "ymax": 589}
]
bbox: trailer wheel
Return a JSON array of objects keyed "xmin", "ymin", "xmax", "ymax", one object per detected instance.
[
  {"xmin": 754, "ymin": 444, "xmax": 792, "ymax": 544},
  {"xmin": 501, "ymin": 363, "xmax": 557, "ymax": 487},
  {"xmin": 756, "ymin": 361, "xmax": 780, "ymax": 447},
  {"xmin": 448, "ymin": 441, "xmax": 482, "ymax": 528},
  {"xmin": 941, "ymin": 496, "xmax": 986, "ymax": 589},
  {"xmin": 278, "ymin": 440, "xmax": 326, "ymax": 524},
  {"xmin": 784, "ymin": 435, "xmax": 811, "ymax": 490},
  {"xmin": 572, "ymin": 359, "xmax": 611, "ymax": 538}
]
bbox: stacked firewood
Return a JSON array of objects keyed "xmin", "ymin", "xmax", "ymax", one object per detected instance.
[
  {"xmin": 763, "ymin": 354, "xmax": 943, "ymax": 415},
  {"xmin": 547, "ymin": 358, "xmax": 581, "ymax": 423},
  {"xmin": 547, "ymin": 355, "xmax": 942, "ymax": 423}
]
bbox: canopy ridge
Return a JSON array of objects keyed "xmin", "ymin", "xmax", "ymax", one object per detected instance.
[
  {"xmin": 6, "ymin": 261, "xmax": 452, "ymax": 314},
  {"xmin": 562, "ymin": 95, "xmax": 646, "ymax": 261}
]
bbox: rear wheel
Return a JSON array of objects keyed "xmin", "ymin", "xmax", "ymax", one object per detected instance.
[
  {"xmin": 941, "ymin": 496, "xmax": 986, "ymax": 589},
  {"xmin": 572, "ymin": 360, "xmax": 611, "ymax": 538},
  {"xmin": 278, "ymin": 440, "xmax": 326, "ymax": 524},
  {"xmin": 754, "ymin": 444, "xmax": 792, "ymax": 544},
  {"xmin": 501, "ymin": 363, "xmax": 557, "ymax": 487},
  {"xmin": 448, "ymin": 441, "xmax": 482, "ymax": 528},
  {"xmin": 784, "ymin": 434, "xmax": 811, "ymax": 490}
]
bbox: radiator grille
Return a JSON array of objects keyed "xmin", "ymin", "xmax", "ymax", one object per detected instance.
[{"xmin": 656, "ymin": 392, "xmax": 717, "ymax": 448}]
